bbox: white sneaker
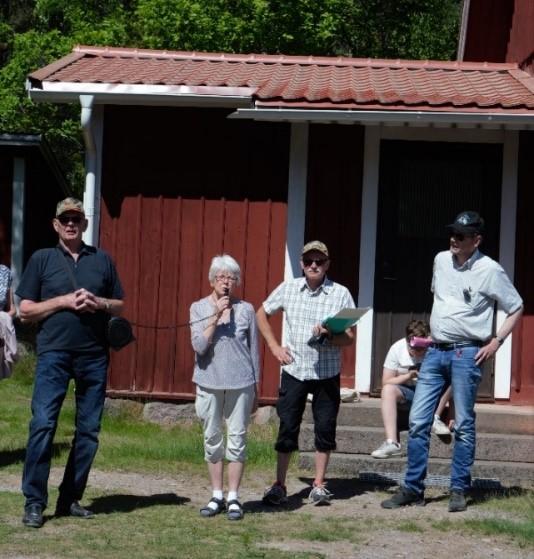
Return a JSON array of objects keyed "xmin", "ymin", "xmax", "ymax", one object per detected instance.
[
  {"xmin": 371, "ymin": 440, "xmax": 401, "ymax": 459},
  {"xmin": 432, "ymin": 416, "xmax": 451, "ymax": 436}
]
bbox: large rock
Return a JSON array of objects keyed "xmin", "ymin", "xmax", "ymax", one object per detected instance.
[
  {"xmin": 104, "ymin": 398, "xmax": 144, "ymax": 418},
  {"xmin": 253, "ymin": 405, "xmax": 277, "ymax": 425},
  {"xmin": 143, "ymin": 402, "xmax": 197, "ymax": 425}
]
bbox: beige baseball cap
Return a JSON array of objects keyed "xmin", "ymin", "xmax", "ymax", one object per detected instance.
[
  {"xmin": 56, "ymin": 197, "xmax": 85, "ymax": 217},
  {"xmin": 301, "ymin": 240, "xmax": 329, "ymax": 258}
]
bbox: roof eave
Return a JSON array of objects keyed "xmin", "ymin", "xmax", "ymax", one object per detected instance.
[
  {"xmin": 26, "ymin": 81, "xmax": 256, "ymax": 109},
  {"xmin": 229, "ymin": 108, "xmax": 534, "ymax": 129}
]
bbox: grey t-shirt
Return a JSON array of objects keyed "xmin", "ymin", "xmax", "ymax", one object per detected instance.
[{"xmin": 190, "ymin": 296, "xmax": 259, "ymax": 390}]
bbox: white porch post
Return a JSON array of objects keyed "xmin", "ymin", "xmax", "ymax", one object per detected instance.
[
  {"xmin": 356, "ymin": 126, "xmax": 381, "ymax": 393},
  {"xmin": 10, "ymin": 157, "xmax": 25, "ymax": 289},
  {"xmin": 495, "ymin": 130, "xmax": 519, "ymax": 399},
  {"xmin": 285, "ymin": 123, "xmax": 309, "ymax": 279}
]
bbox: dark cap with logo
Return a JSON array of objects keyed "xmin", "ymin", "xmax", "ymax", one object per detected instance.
[{"xmin": 446, "ymin": 211, "xmax": 484, "ymax": 235}]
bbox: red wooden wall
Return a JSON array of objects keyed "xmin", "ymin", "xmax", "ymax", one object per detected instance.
[
  {"xmin": 511, "ymin": 131, "xmax": 534, "ymax": 404},
  {"xmin": 305, "ymin": 124, "xmax": 364, "ymax": 388},
  {"xmin": 463, "ymin": 0, "xmax": 534, "ymax": 74},
  {"xmin": 100, "ymin": 106, "xmax": 290, "ymax": 402}
]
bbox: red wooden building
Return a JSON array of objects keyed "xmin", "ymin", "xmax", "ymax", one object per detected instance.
[{"xmin": 25, "ymin": 1, "xmax": 534, "ymax": 405}]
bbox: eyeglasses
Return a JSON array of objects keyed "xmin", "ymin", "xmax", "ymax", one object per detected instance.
[
  {"xmin": 57, "ymin": 215, "xmax": 83, "ymax": 225},
  {"xmin": 451, "ymin": 232, "xmax": 476, "ymax": 242},
  {"xmin": 302, "ymin": 258, "xmax": 328, "ymax": 267},
  {"xmin": 215, "ymin": 275, "xmax": 237, "ymax": 283}
]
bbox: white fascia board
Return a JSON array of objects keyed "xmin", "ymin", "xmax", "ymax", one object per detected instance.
[
  {"xmin": 26, "ymin": 81, "xmax": 255, "ymax": 108},
  {"xmin": 229, "ymin": 108, "xmax": 534, "ymax": 128}
]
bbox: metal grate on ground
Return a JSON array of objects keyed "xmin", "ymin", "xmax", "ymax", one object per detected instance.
[{"xmin": 358, "ymin": 471, "xmax": 503, "ymax": 490}]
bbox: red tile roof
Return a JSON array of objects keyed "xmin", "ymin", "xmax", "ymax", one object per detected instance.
[{"xmin": 29, "ymin": 45, "xmax": 534, "ymax": 113}]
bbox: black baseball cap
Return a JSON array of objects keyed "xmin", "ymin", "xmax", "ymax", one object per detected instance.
[{"xmin": 446, "ymin": 211, "xmax": 484, "ymax": 235}]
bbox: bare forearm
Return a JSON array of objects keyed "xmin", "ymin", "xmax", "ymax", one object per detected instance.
[
  {"xmin": 329, "ymin": 328, "xmax": 355, "ymax": 346},
  {"xmin": 19, "ymin": 296, "xmax": 69, "ymax": 322},
  {"xmin": 256, "ymin": 307, "xmax": 279, "ymax": 350},
  {"xmin": 496, "ymin": 305, "xmax": 523, "ymax": 341}
]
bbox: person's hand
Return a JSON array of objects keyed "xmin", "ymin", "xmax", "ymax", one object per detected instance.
[
  {"xmin": 408, "ymin": 368, "xmax": 419, "ymax": 380},
  {"xmin": 271, "ymin": 344, "xmax": 293, "ymax": 365},
  {"xmin": 312, "ymin": 323, "xmax": 330, "ymax": 338},
  {"xmin": 74, "ymin": 288, "xmax": 99, "ymax": 313},
  {"xmin": 213, "ymin": 296, "xmax": 230, "ymax": 315},
  {"xmin": 475, "ymin": 338, "xmax": 500, "ymax": 365}
]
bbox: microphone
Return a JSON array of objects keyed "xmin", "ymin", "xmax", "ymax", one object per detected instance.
[{"xmin": 223, "ymin": 286, "xmax": 230, "ymax": 309}]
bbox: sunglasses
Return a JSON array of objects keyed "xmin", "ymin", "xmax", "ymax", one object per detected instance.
[
  {"xmin": 451, "ymin": 232, "xmax": 476, "ymax": 242},
  {"xmin": 57, "ymin": 215, "xmax": 83, "ymax": 225},
  {"xmin": 302, "ymin": 258, "xmax": 328, "ymax": 267}
]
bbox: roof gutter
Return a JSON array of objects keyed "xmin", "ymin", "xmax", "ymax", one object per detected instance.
[
  {"xmin": 26, "ymin": 81, "xmax": 255, "ymax": 108},
  {"xmin": 228, "ymin": 108, "xmax": 534, "ymax": 129}
]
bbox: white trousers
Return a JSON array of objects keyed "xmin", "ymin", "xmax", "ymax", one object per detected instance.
[{"xmin": 195, "ymin": 384, "xmax": 255, "ymax": 463}]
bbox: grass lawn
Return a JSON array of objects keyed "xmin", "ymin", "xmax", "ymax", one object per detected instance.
[{"xmin": 1, "ymin": 353, "xmax": 533, "ymax": 558}]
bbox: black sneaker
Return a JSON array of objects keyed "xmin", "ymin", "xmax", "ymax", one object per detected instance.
[
  {"xmin": 381, "ymin": 487, "xmax": 425, "ymax": 509},
  {"xmin": 448, "ymin": 490, "xmax": 467, "ymax": 512},
  {"xmin": 22, "ymin": 504, "xmax": 44, "ymax": 528}
]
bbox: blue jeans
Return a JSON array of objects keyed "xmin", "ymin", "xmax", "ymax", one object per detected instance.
[
  {"xmin": 404, "ymin": 345, "xmax": 482, "ymax": 495},
  {"xmin": 22, "ymin": 350, "xmax": 109, "ymax": 509}
]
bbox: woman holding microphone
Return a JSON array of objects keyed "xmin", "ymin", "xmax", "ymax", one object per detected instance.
[{"xmin": 190, "ymin": 254, "xmax": 259, "ymax": 521}]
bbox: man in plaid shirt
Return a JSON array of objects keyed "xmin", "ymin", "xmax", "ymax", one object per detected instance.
[{"xmin": 257, "ymin": 241, "xmax": 356, "ymax": 506}]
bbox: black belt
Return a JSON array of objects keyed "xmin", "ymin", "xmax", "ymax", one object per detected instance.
[{"xmin": 431, "ymin": 340, "xmax": 483, "ymax": 350}]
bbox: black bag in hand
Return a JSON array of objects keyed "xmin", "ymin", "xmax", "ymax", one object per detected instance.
[{"xmin": 107, "ymin": 316, "xmax": 135, "ymax": 351}]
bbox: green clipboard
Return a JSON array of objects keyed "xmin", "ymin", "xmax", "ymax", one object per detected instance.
[{"xmin": 322, "ymin": 307, "xmax": 370, "ymax": 334}]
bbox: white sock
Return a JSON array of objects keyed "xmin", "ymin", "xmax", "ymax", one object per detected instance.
[
  {"xmin": 227, "ymin": 491, "xmax": 238, "ymax": 507},
  {"xmin": 206, "ymin": 490, "xmax": 224, "ymax": 511}
]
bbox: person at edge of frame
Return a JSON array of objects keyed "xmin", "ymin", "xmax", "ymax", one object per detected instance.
[
  {"xmin": 381, "ymin": 211, "xmax": 523, "ymax": 513},
  {"xmin": 17, "ymin": 197, "xmax": 125, "ymax": 529}
]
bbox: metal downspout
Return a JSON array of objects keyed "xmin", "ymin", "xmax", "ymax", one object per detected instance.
[{"xmin": 80, "ymin": 95, "xmax": 98, "ymax": 245}]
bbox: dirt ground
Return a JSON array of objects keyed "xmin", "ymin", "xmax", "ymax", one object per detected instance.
[{"xmin": 1, "ymin": 468, "xmax": 533, "ymax": 559}]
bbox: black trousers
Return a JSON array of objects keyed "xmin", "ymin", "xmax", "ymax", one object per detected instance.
[{"xmin": 274, "ymin": 370, "xmax": 340, "ymax": 453}]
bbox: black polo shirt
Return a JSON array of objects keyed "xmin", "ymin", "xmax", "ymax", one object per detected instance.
[{"xmin": 16, "ymin": 244, "xmax": 124, "ymax": 355}]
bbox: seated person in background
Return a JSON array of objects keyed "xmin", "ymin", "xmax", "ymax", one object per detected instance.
[{"xmin": 371, "ymin": 320, "xmax": 452, "ymax": 459}]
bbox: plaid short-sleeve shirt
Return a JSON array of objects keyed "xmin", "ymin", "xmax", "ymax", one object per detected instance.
[{"xmin": 263, "ymin": 277, "xmax": 356, "ymax": 381}]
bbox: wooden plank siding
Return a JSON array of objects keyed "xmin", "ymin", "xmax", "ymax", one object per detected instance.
[
  {"xmin": 463, "ymin": 0, "xmax": 534, "ymax": 74},
  {"xmin": 511, "ymin": 131, "xmax": 534, "ymax": 404},
  {"xmin": 99, "ymin": 106, "xmax": 289, "ymax": 402},
  {"xmin": 305, "ymin": 124, "xmax": 364, "ymax": 387}
]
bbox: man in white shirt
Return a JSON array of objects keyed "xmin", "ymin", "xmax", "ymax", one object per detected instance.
[{"xmin": 382, "ymin": 211, "xmax": 523, "ymax": 513}]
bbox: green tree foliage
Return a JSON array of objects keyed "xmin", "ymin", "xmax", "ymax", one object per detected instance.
[{"xmin": 0, "ymin": 0, "xmax": 462, "ymax": 193}]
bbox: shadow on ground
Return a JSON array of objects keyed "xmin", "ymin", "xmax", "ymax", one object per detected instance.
[
  {"xmin": 89, "ymin": 493, "xmax": 189, "ymax": 514},
  {"xmin": 244, "ymin": 477, "xmax": 381, "ymax": 514},
  {"xmin": 0, "ymin": 442, "xmax": 71, "ymax": 468}
]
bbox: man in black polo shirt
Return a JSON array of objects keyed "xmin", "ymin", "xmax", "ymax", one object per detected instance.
[{"xmin": 17, "ymin": 197, "xmax": 124, "ymax": 528}]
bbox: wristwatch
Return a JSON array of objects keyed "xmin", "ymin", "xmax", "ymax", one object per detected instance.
[
  {"xmin": 495, "ymin": 335, "xmax": 504, "ymax": 346},
  {"xmin": 103, "ymin": 299, "xmax": 112, "ymax": 311}
]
